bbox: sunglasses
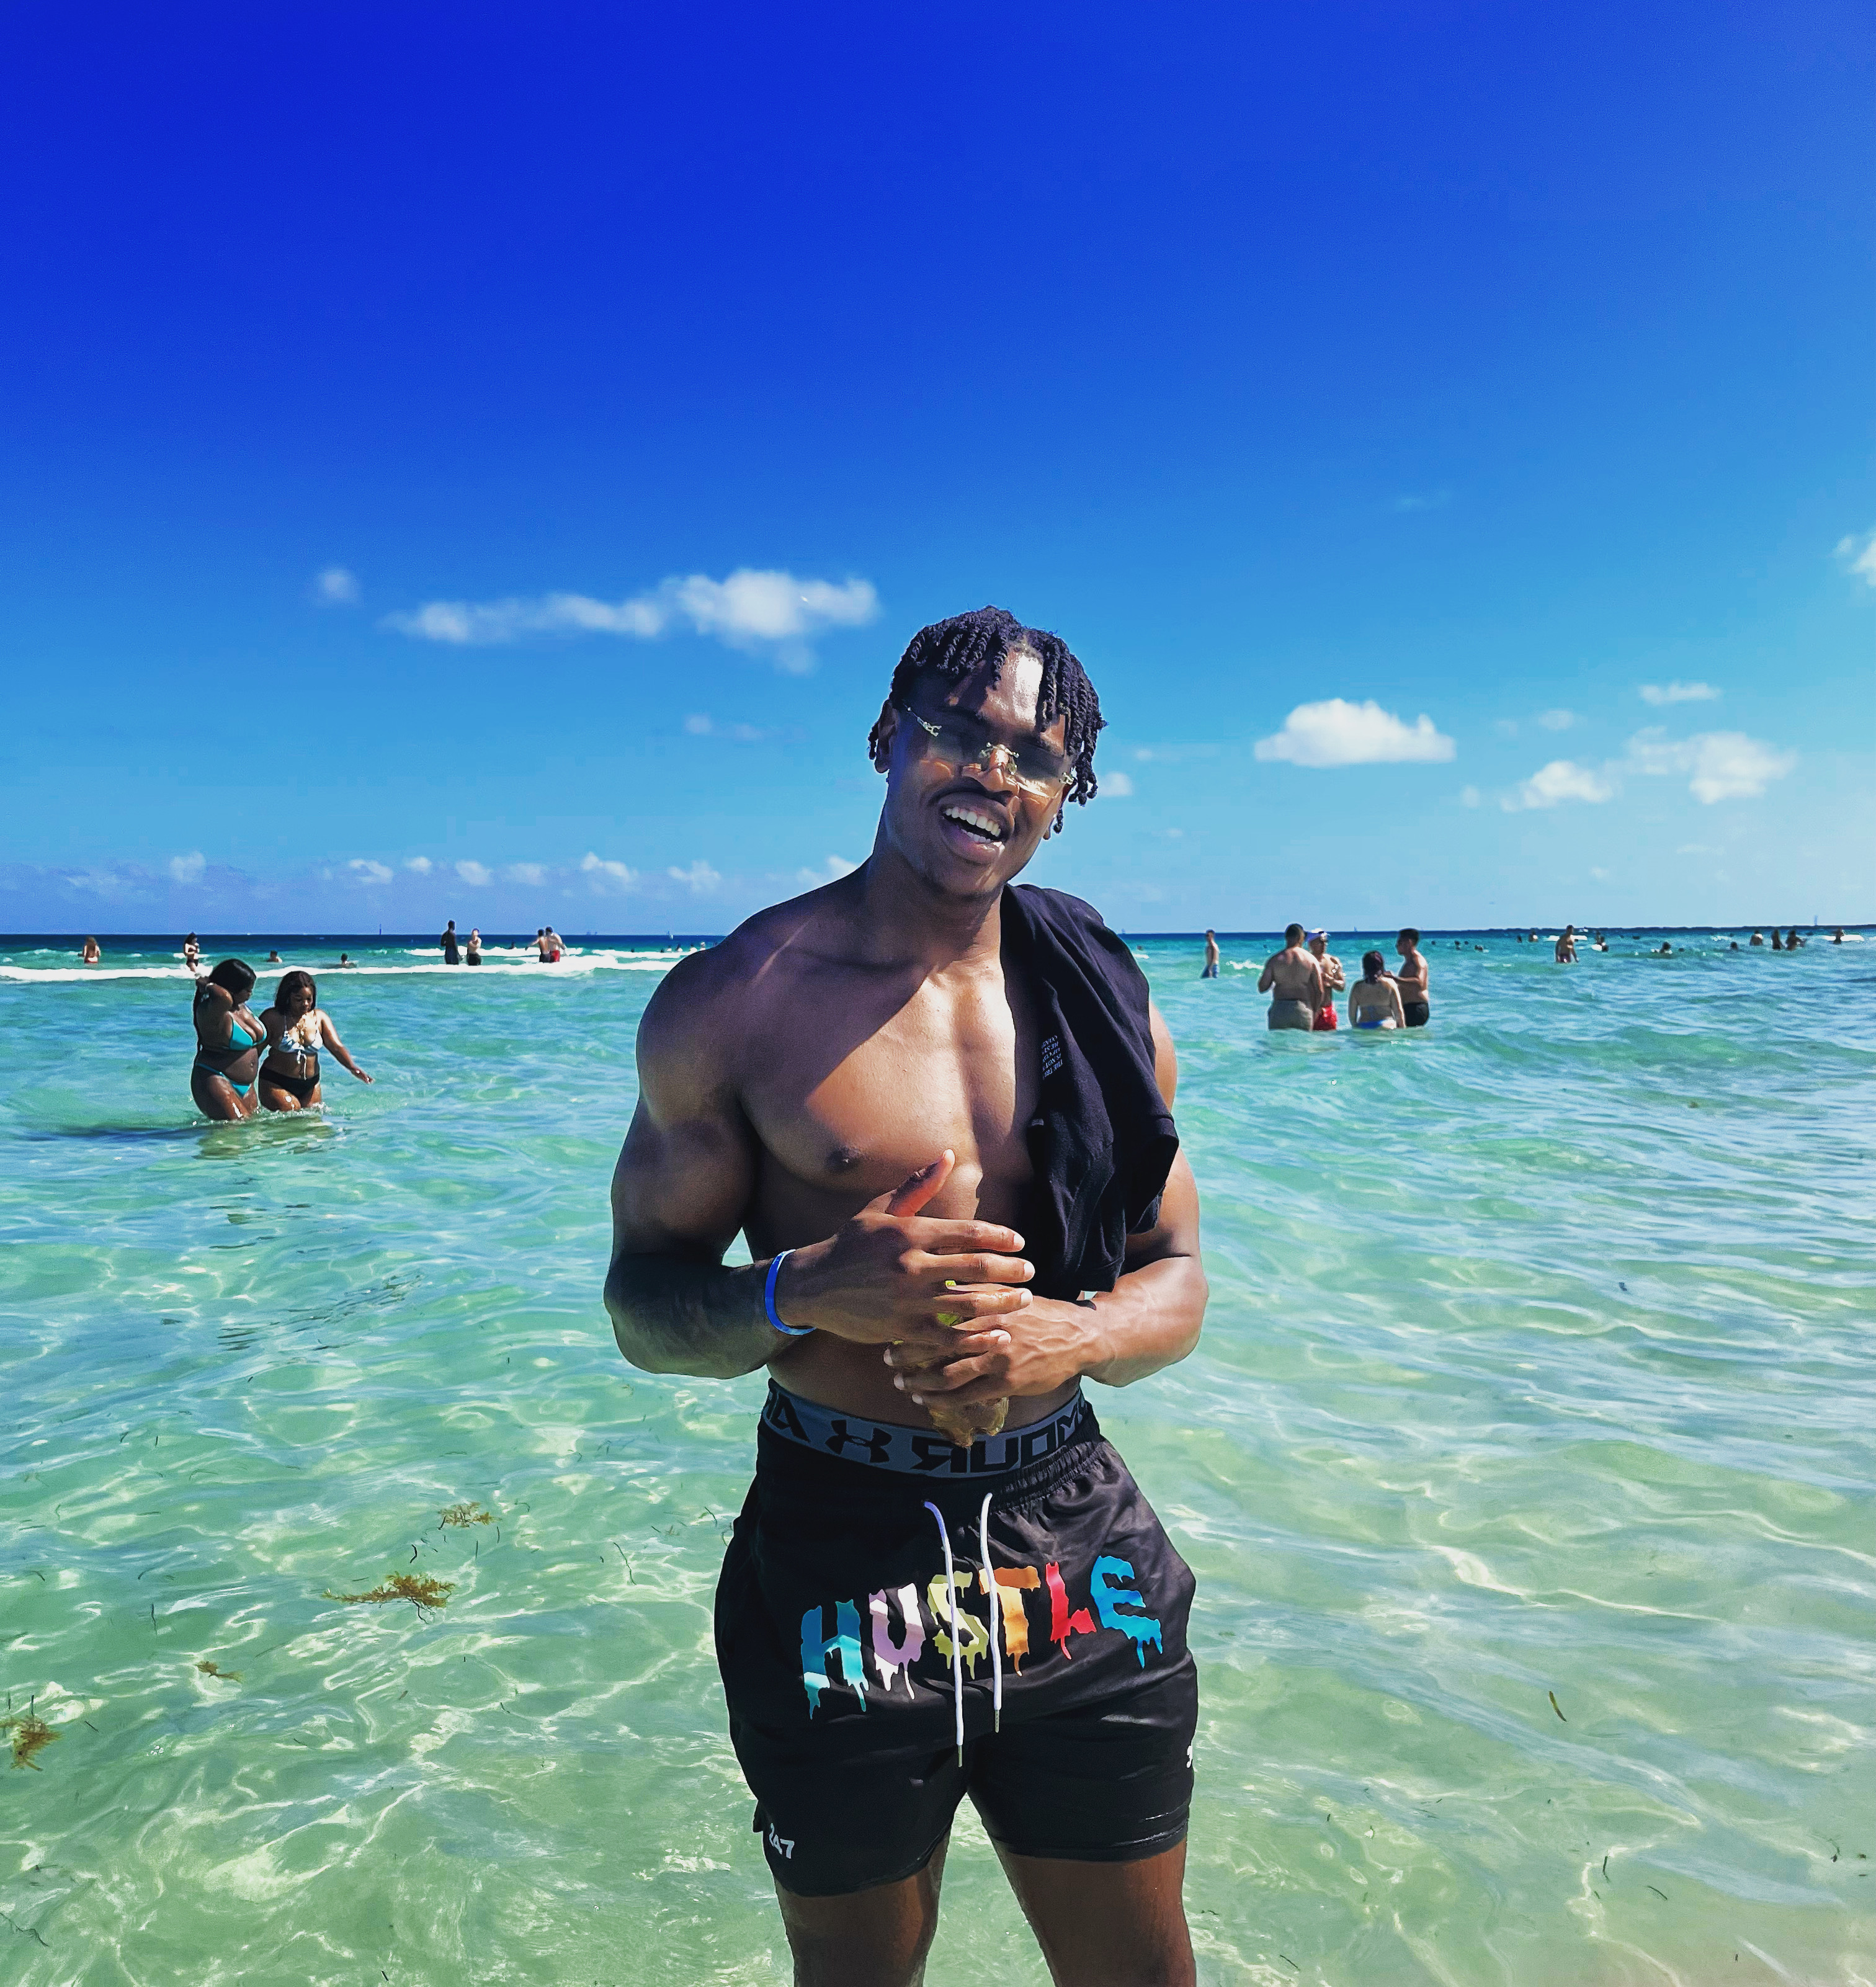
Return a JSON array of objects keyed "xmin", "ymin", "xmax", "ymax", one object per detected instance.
[{"xmin": 901, "ymin": 704, "xmax": 1072, "ymax": 798}]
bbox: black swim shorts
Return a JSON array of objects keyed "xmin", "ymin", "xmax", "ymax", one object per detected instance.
[
  {"xmin": 1403, "ymin": 999, "xmax": 1430, "ymax": 1028},
  {"xmin": 713, "ymin": 1385, "xmax": 1198, "ymax": 1898}
]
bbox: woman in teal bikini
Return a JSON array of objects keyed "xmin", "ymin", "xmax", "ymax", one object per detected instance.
[{"xmin": 190, "ymin": 959, "xmax": 266, "ymax": 1120}]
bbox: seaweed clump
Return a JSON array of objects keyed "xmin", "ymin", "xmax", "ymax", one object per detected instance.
[
  {"xmin": 196, "ymin": 1660, "xmax": 241, "ymax": 1681},
  {"xmin": 438, "ymin": 1503, "xmax": 493, "ymax": 1528},
  {"xmin": 326, "ymin": 1574, "xmax": 455, "ymax": 1611},
  {"xmin": 3, "ymin": 1713, "xmax": 58, "ymax": 1770}
]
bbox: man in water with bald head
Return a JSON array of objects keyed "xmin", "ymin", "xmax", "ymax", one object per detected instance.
[
  {"xmin": 1258, "ymin": 924, "xmax": 1321, "ymax": 1030},
  {"xmin": 606, "ymin": 606, "xmax": 1208, "ymax": 1986}
]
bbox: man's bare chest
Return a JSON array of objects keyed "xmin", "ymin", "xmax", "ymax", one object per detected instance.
[{"xmin": 741, "ymin": 966, "xmax": 1041, "ymax": 1212}]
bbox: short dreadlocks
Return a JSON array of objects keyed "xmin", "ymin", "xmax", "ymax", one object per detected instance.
[{"xmin": 867, "ymin": 605, "xmax": 1105, "ymax": 812}]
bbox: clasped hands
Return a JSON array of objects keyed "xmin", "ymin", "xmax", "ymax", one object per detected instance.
[{"xmin": 772, "ymin": 1150, "xmax": 1091, "ymax": 1412}]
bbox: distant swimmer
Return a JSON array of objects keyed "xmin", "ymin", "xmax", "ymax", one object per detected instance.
[
  {"xmin": 1307, "ymin": 929, "xmax": 1344, "ymax": 1029},
  {"xmin": 1395, "ymin": 927, "xmax": 1430, "ymax": 1027},
  {"xmin": 1258, "ymin": 923, "xmax": 1322, "ymax": 1030},
  {"xmin": 259, "ymin": 970, "xmax": 372, "ymax": 1111},
  {"xmin": 440, "ymin": 919, "xmax": 460, "ymax": 965},
  {"xmin": 466, "ymin": 927, "xmax": 483, "ymax": 965},
  {"xmin": 538, "ymin": 925, "xmax": 565, "ymax": 962},
  {"xmin": 1770, "ymin": 929, "xmax": 1782, "ymax": 950},
  {"xmin": 266, "ymin": 950, "xmax": 283, "ymax": 964},
  {"xmin": 336, "ymin": 952, "xmax": 356, "ymax": 968},
  {"xmin": 182, "ymin": 932, "xmax": 200, "ymax": 973},
  {"xmin": 190, "ymin": 958, "xmax": 265, "ymax": 1121},
  {"xmin": 81, "ymin": 936, "xmax": 101, "ymax": 965},
  {"xmin": 1201, "ymin": 929, "xmax": 1220, "ymax": 979},
  {"xmin": 1750, "ymin": 930, "xmax": 1764, "ymax": 946},
  {"xmin": 1555, "ymin": 925, "xmax": 1578, "ymax": 964},
  {"xmin": 1348, "ymin": 951, "xmax": 1405, "ymax": 1030},
  {"xmin": 1655, "ymin": 942, "xmax": 1673, "ymax": 956},
  {"xmin": 1833, "ymin": 927, "xmax": 1845, "ymax": 944},
  {"xmin": 1787, "ymin": 927, "xmax": 1804, "ymax": 949}
]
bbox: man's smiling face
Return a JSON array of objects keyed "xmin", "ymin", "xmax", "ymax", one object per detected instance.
[{"xmin": 873, "ymin": 648, "xmax": 1071, "ymax": 900}]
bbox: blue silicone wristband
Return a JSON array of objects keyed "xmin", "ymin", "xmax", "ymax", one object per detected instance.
[{"xmin": 765, "ymin": 1249, "xmax": 813, "ymax": 1337}]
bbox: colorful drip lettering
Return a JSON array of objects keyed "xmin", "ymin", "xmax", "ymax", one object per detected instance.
[{"xmin": 800, "ymin": 1550, "xmax": 1162, "ymax": 1714}]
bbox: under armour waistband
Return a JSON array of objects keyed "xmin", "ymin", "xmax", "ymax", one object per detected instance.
[{"xmin": 759, "ymin": 1380, "xmax": 1092, "ymax": 1476}]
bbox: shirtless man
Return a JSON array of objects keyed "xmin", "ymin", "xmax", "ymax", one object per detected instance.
[
  {"xmin": 606, "ymin": 607, "xmax": 1207, "ymax": 1987},
  {"xmin": 1257, "ymin": 924, "xmax": 1321, "ymax": 1030},
  {"xmin": 1306, "ymin": 929, "xmax": 1343, "ymax": 1030},
  {"xmin": 1395, "ymin": 926, "xmax": 1430, "ymax": 1027},
  {"xmin": 1555, "ymin": 925, "xmax": 1577, "ymax": 964},
  {"xmin": 1201, "ymin": 929, "xmax": 1220, "ymax": 979}
]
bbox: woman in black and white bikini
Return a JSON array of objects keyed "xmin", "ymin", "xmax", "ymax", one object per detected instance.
[{"xmin": 258, "ymin": 970, "xmax": 373, "ymax": 1112}]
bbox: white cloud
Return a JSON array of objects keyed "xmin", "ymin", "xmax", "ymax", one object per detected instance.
[
  {"xmin": 348, "ymin": 858, "xmax": 393, "ymax": 885},
  {"xmin": 1101, "ymin": 770, "xmax": 1135, "ymax": 797},
  {"xmin": 315, "ymin": 566, "xmax": 360, "ymax": 605},
  {"xmin": 385, "ymin": 568, "xmax": 878, "ymax": 672},
  {"xmin": 1675, "ymin": 843, "xmax": 1720, "ymax": 856},
  {"xmin": 168, "ymin": 852, "xmax": 205, "ymax": 884},
  {"xmin": 1254, "ymin": 699, "xmax": 1455, "ymax": 768},
  {"xmin": 795, "ymin": 854, "xmax": 860, "ymax": 886},
  {"xmin": 684, "ymin": 712, "xmax": 769, "ymax": 740},
  {"xmin": 1504, "ymin": 760, "xmax": 1615, "ymax": 810},
  {"xmin": 1590, "ymin": 866, "xmax": 1609, "ymax": 880},
  {"xmin": 1625, "ymin": 728, "xmax": 1795, "ymax": 803},
  {"xmin": 580, "ymin": 852, "xmax": 638, "ymax": 889},
  {"xmin": 1391, "ymin": 489, "xmax": 1452, "ymax": 513},
  {"xmin": 1833, "ymin": 529, "xmax": 1876, "ymax": 586},
  {"xmin": 1640, "ymin": 681, "xmax": 1720, "ymax": 706},
  {"xmin": 404, "ymin": 856, "xmax": 433, "ymax": 873},
  {"xmin": 668, "ymin": 859, "xmax": 722, "ymax": 893},
  {"xmin": 1460, "ymin": 785, "xmax": 1481, "ymax": 808},
  {"xmin": 1538, "ymin": 709, "xmax": 1576, "ymax": 731},
  {"xmin": 455, "ymin": 860, "xmax": 494, "ymax": 886},
  {"xmin": 506, "ymin": 862, "xmax": 547, "ymax": 885}
]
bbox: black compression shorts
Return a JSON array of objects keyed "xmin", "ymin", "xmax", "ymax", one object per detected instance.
[
  {"xmin": 1403, "ymin": 999, "xmax": 1430, "ymax": 1028},
  {"xmin": 714, "ymin": 1401, "xmax": 1198, "ymax": 1898}
]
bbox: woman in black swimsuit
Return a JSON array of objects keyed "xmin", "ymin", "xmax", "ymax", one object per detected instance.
[
  {"xmin": 258, "ymin": 970, "xmax": 373, "ymax": 1112},
  {"xmin": 191, "ymin": 959, "xmax": 266, "ymax": 1121}
]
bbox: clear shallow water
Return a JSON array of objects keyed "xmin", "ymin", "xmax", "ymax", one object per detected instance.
[{"xmin": 2, "ymin": 931, "xmax": 1872, "ymax": 1986}]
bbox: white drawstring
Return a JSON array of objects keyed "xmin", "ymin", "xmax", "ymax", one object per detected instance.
[
  {"xmin": 924, "ymin": 1501, "xmax": 965, "ymax": 1765},
  {"xmin": 978, "ymin": 1491, "xmax": 1003, "ymax": 1733}
]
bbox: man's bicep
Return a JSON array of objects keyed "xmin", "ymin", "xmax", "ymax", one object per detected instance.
[
  {"xmin": 610, "ymin": 1086, "xmax": 757, "ymax": 1261},
  {"xmin": 610, "ymin": 981, "xmax": 758, "ymax": 1259},
  {"xmin": 1124, "ymin": 1151, "xmax": 1200, "ymax": 1268}
]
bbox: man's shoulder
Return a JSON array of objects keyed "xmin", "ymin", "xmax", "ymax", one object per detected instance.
[{"xmin": 637, "ymin": 883, "xmax": 852, "ymax": 1052}]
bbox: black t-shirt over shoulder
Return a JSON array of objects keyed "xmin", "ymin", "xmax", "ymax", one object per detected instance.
[{"xmin": 999, "ymin": 885, "xmax": 1179, "ymax": 1302}]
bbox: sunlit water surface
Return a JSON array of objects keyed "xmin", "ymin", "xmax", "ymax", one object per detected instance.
[{"xmin": 2, "ymin": 931, "xmax": 1872, "ymax": 1986}]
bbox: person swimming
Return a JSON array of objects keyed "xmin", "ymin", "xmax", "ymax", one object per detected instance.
[
  {"xmin": 1347, "ymin": 950, "xmax": 1405, "ymax": 1030},
  {"xmin": 190, "ymin": 958, "xmax": 265, "ymax": 1120},
  {"xmin": 465, "ymin": 927, "xmax": 483, "ymax": 965},
  {"xmin": 81, "ymin": 936, "xmax": 100, "ymax": 965},
  {"xmin": 259, "ymin": 970, "xmax": 372, "ymax": 1112},
  {"xmin": 182, "ymin": 932, "xmax": 200, "ymax": 972}
]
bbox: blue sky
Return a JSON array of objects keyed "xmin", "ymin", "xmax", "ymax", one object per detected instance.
[{"xmin": 3, "ymin": 2, "xmax": 1870, "ymax": 934}]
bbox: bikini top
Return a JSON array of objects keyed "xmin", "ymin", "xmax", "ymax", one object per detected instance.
[
  {"xmin": 197, "ymin": 1012, "xmax": 261, "ymax": 1056},
  {"xmin": 274, "ymin": 1019, "xmax": 319, "ymax": 1060}
]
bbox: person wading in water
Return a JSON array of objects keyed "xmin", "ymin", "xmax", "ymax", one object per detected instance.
[{"xmin": 605, "ymin": 606, "xmax": 1208, "ymax": 1987}]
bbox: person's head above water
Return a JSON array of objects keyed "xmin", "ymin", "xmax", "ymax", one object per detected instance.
[
  {"xmin": 205, "ymin": 958, "xmax": 255, "ymax": 1001},
  {"xmin": 1285, "ymin": 923, "xmax": 1305, "ymax": 946},
  {"xmin": 276, "ymin": 969, "xmax": 317, "ymax": 1016},
  {"xmin": 865, "ymin": 605, "xmax": 1105, "ymax": 901},
  {"xmin": 1306, "ymin": 929, "xmax": 1328, "ymax": 954},
  {"xmin": 1362, "ymin": 950, "xmax": 1387, "ymax": 981},
  {"xmin": 1398, "ymin": 927, "xmax": 1420, "ymax": 951}
]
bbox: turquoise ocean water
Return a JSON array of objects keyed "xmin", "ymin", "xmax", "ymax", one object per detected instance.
[{"xmin": 2, "ymin": 929, "xmax": 1871, "ymax": 1985}]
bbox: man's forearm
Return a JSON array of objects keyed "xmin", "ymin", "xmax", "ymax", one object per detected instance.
[
  {"xmin": 605, "ymin": 1252, "xmax": 780, "ymax": 1378},
  {"xmin": 1073, "ymin": 1252, "xmax": 1208, "ymax": 1388}
]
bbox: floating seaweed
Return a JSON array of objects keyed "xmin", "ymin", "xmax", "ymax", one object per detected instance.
[
  {"xmin": 195, "ymin": 1660, "xmax": 241, "ymax": 1681},
  {"xmin": 3, "ymin": 1713, "xmax": 58, "ymax": 1770},
  {"xmin": 438, "ymin": 1503, "xmax": 493, "ymax": 1529},
  {"xmin": 326, "ymin": 1574, "xmax": 455, "ymax": 1610}
]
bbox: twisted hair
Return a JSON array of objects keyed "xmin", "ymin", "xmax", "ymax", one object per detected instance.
[{"xmin": 867, "ymin": 605, "xmax": 1104, "ymax": 815}]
